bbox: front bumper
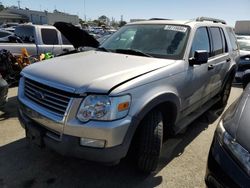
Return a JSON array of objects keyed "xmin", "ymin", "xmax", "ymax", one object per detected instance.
[
  {"xmin": 205, "ymin": 136, "xmax": 250, "ymax": 187},
  {"xmin": 0, "ymin": 78, "xmax": 8, "ymax": 107},
  {"xmin": 18, "ymin": 103, "xmax": 136, "ymax": 163}
]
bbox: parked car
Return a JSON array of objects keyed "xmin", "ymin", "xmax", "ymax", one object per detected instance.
[
  {"xmin": 0, "ymin": 73, "xmax": 8, "ymax": 108},
  {"xmin": 205, "ymin": 73, "xmax": 250, "ymax": 187},
  {"xmin": 0, "ymin": 24, "xmax": 74, "ymax": 56},
  {"xmin": 235, "ymin": 39, "xmax": 250, "ymax": 82},
  {"xmin": 0, "ymin": 29, "xmax": 22, "ymax": 43},
  {"xmin": 0, "ymin": 22, "xmax": 19, "ymax": 29},
  {"xmin": 18, "ymin": 17, "xmax": 239, "ymax": 173},
  {"xmin": 0, "ymin": 29, "xmax": 13, "ymax": 38}
]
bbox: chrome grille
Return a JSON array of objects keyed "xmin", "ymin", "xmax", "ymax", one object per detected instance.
[{"xmin": 24, "ymin": 78, "xmax": 72, "ymax": 117}]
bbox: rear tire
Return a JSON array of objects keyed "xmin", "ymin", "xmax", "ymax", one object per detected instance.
[
  {"xmin": 136, "ymin": 110, "xmax": 163, "ymax": 173},
  {"xmin": 216, "ymin": 76, "xmax": 233, "ymax": 108}
]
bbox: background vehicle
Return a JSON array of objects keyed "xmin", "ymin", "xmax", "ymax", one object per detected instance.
[
  {"xmin": 0, "ymin": 29, "xmax": 13, "ymax": 38},
  {"xmin": 18, "ymin": 17, "xmax": 239, "ymax": 173},
  {"xmin": 0, "ymin": 73, "xmax": 8, "ymax": 108},
  {"xmin": 235, "ymin": 39, "xmax": 250, "ymax": 83},
  {"xmin": 205, "ymin": 75, "xmax": 250, "ymax": 187},
  {"xmin": 0, "ymin": 24, "xmax": 74, "ymax": 56}
]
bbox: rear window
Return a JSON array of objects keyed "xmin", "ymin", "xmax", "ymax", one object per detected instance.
[
  {"xmin": 41, "ymin": 28, "xmax": 59, "ymax": 45},
  {"xmin": 226, "ymin": 27, "xmax": 238, "ymax": 51},
  {"xmin": 14, "ymin": 26, "xmax": 35, "ymax": 43}
]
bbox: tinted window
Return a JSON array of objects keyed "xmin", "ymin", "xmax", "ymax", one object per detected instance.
[
  {"xmin": 210, "ymin": 27, "xmax": 223, "ymax": 56},
  {"xmin": 41, "ymin": 29, "xmax": 59, "ymax": 45},
  {"xmin": 219, "ymin": 28, "xmax": 228, "ymax": 53},
  {"xmin": 14, "ymin": 26, "xmax": 35, "ymax": 43},
  {"xmin": 226, "ymin": 27, "xmax": 238, "ymax": 51},
  {"xmin": 190, "ymin": 27, "xmax": 210, "ymax": 57}
]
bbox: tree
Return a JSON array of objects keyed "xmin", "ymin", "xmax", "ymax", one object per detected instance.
[
  {"xmin": 119, "ymin": 21, "xmax": 127, "ymax": 27},
  {"xmin": 98, "ymin": 15, "xmax": 109, "ymax": 25},
  {"xmin": 0, "ymin": 2, "xmax": 5, "ymax": 11}
]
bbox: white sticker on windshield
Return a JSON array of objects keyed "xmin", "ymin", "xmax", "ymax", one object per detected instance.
[{"xmin": 164, "ymin": 25, "xmax": 187, "ymax": 33}]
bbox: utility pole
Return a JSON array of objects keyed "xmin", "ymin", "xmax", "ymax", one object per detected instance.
[
  {"xmin": 84, "ymin": 0, "xmax": 86, "ymax": 22},
  {"xmin": 17, "ymin": 0, "xmax": 21, "ymax": 9}
]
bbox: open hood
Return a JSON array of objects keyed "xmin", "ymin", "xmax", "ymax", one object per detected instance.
[{"xmin": 54, "ymin": 22, "xmax": 99, "ymax": 49}]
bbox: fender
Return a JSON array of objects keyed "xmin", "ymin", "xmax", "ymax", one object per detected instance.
[
  {"xmin": 120, "ymin": 93, "xmax": 180, "ymax": 156},
  {"xmin": 134, "ymin": 92, "xmax": 180, "ymax": 124}
]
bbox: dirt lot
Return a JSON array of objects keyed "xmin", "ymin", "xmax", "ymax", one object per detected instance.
[{"xmin": 0, "ymin": 86, "xmax": 242, "ymax": 188}]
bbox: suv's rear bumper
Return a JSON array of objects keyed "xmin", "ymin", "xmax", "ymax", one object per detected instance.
[{"xmin": 18, "ymin": 105, "xmax": 136, "ymax": 163}]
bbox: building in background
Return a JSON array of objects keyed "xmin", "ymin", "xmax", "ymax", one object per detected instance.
[
  {"xmin": 235, "ymin": 20, "xmax": 250, "ymax": 35},
  {"xmin": 0, "ymin": 7, "xmax": 79, "ymax": 25}
]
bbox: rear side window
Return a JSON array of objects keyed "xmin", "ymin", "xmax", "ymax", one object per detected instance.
[
  {"xmin": 41, "ymin": 29, "xmax": 59, "ymax": 45},
  {"xmin": 210, "ymin": 27, "xmax": 223, "ymax": 56},
  {"xmin": 219, "ymin": 28, "xmax": 228, "ymax": 53},
  {"xmin": 190, "ymin": 27, "xmax": 210, "ymax": 57},
  {"xmin": 226, "ymin": 27, "xmax": 238, "ymax": 51}
]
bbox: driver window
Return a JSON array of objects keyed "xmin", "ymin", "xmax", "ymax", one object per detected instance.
[{"xmin": 190, "ymin": 27, "xmax": 210, "ymax": 57}]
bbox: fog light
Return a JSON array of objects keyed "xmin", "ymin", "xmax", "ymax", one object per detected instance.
[{"xmin": 80, "ymin": 137, "xmax": 106, "ymax": 148}]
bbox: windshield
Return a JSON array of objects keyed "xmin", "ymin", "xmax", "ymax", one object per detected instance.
[
  {"xmin": 238, "ymin": 40, "xmax": 250, "ymax": 51},
  {"xmin": 101, "ymin": 24, "xmax": 190, "ymax": 59}
]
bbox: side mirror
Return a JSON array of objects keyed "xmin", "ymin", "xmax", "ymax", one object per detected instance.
[{"xmin": 189, "ymin": 50, "xmax": 208, "ymax": 65}]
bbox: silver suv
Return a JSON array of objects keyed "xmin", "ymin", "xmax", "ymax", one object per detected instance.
[{"xmin": 18, "ymin": 17, "xmax": 239, "ymax": 173}]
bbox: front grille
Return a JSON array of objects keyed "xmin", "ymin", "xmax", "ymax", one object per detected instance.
[{"xmin": 24, "ymin": 78, "xmax": 72, "ymax": 117}]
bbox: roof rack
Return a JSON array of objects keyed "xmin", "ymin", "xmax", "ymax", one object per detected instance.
[
  {"xmin": 149, "ymin": 18, "xmax": 171, "ymax": 21},
  {"xmin": 196, "ymin": 17, "xmax": 226, "ymax": 24}
]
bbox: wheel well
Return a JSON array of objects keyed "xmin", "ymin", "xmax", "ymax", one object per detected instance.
[
  {"xmin": 128, "ymin": 100, "xmax": 178, "ymax": 158},
  {"xmin": 221, "ymin": 67, "xmax": 236, "ymax": 91},
  {"xmin": 134, "ymin": 101, "xmax": 177, "ymax": 142}
]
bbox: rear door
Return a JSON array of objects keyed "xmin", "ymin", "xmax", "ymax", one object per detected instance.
[{"xmin": 206, "ymin": 27, "xmax": 230, "ymax": 98}]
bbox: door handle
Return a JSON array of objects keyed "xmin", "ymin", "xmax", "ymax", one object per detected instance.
[
  {"xmin": 208, "ymin": 65, "xmax": 214, "ymax": 70},
  {"xmin": 226, "ymin": 58, "xmax": 231, "ymax": 62}
]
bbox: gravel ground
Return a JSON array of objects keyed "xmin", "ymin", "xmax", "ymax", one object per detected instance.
[{"xmin": 0, "ymin": 86, "xmax": 242, "ymax": 188}]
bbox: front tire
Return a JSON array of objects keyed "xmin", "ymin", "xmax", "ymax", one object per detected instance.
[{"xmin": 136, "ymin": 110, "xmax": 163, "ymax": 173}]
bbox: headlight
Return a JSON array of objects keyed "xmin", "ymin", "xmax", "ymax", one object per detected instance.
[
  {"xmin": 216, "ymin": 120, "xmax": 250, "ymax": 176},
  {"xmin": 77, "ymin": 95, "xmax": 131, "ymax": 122}
]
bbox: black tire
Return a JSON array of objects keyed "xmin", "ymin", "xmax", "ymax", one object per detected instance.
[
  {"xmin": 216, "ymin": 76, "xmax": 233, "ymax": 108},
  {"xmin": 242, "ymin": 73, "xmax": 250, "ymax": 89},
  {"xmin": 136, "ymin": 110, "xmax": 163, "ymax": 173}
]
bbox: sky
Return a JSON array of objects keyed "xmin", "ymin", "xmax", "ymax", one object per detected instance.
[{"xmin": 1, "ymin": 0, "xmax": 249, "ymax": 26}]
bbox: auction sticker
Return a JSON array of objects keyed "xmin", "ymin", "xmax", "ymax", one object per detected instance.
[{"xmin": 164, "ymin": 25, "xmax": 187, "ymax": 33}]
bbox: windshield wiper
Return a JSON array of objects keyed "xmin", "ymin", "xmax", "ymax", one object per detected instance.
[
  {"xmin": 115, "ymin": 49, "xmax": 152, "ymax": 57},
  {"xmin": 96, "ymin": 47, "xmax": 110, "ymax": 52}
]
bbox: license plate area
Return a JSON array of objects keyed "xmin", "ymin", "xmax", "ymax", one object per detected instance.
[{"xmin": 26, "ymin": 123, "xmax": 45, "ymax": 147}]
